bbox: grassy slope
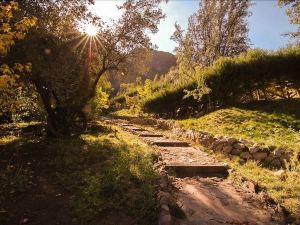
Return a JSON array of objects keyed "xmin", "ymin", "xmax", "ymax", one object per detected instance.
[
  {"xmin": 0, "ymin": 122, "xmax": 158, "ymax": 225},
  {"xmin": 176, "ymin": 100, "xmax": 300, "ymax": 219},
  {"xmin": 177, "ymin": 100, "xmax": 300, "ymax": 153},
  {"xmin": 215, "ymin": 156, "xmax": 300, "ymax": 219}
]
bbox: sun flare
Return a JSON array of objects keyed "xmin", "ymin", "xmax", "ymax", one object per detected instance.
[{"xmin": 84, "ymin": 23, "xmax": 98, "ymax": 36}]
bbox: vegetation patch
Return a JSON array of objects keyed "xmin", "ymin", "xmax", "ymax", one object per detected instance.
[
  {"xmin": 0, "ymin": 122, "xmax": 158, "ymax": 225},
  {"xmin": 177, "ymin": 100, "xmax": 300, "ymax": 153},
  {"xmin": 224, "ymin": 157, "xmax": 300, "ymax": 220},
  {"xmin": 143, "ymin": 47, "xmax": 300, "ymax": 116}
]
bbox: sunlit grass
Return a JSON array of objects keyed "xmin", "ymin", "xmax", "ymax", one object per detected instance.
[
  {"xmin": 0, "ymin": 135, "xmax": 20, "ymax": 145},
  {"xmin": 227, "ymin": 158, "xmax": 300, "ymax": 218},
  {"xmin": 178, "ymin": 107, "xmax": 300, "ymax": 153},
  {"xmin": 0, "ymin": 122, "xmax": 158, "ymax": 225},
  {"xmin": 111, "ymin": 109, "xmax": 151, "ymax": 118}
]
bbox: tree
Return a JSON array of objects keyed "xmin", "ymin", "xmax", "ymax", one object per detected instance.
[
  {"xmin": 279, "ymin": 0, "xmax": 300, "ymax": 42},
  {"xmin": 173, "ymin": 0, "xmax": 251, "ymax": 67},
  {"xmin": 0, "ymin": 1, "xmax": 36, "ymax": 118},
  {"xmin": 7, "ymin": 0, "xmax": 164, "ymax": 136}
]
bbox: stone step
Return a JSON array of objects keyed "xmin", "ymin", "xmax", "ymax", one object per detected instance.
[
  {"xmin": 165, "ymin": 164, "xmax": 229, "ymax": 178},
  {"xmin": 129, "ymin": 127, "xmax": 148, "ymax": 132},
  {"xmin": 151, "ymin": 140, "xmax": 190, "ymax": 147},
  {"xmin": 119, "ymin": 123, "xmax": 132, "ymax": 127},
  {"xmin": 139, "ymin": 133, "xmax": 164, "ymax": 137}
]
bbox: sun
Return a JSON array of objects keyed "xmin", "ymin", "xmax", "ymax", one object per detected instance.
[{"xmin": 84, "ymin": 23, "xmax": 98, "ymax": 36}]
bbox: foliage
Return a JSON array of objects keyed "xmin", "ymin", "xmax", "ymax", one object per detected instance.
[
  {"xmin": 144, "ymin": 46, "xmax": 300, "ymax": 115},
  {"xmin": 71, "ymin": 131, "xmax": 157, "ymax": 224},
  {"xmin": 279, "ymin": 0, "xmax": 300, "ymax": 42},
  {"xmin": 0, "ymin": 122, "xmax": 158, "ymax": 225},
  {"xmin": 88, "ymin": 84, "xmax": 109, "ymax": 118},
  {"xmin": 4, "ymin": 0, "xmax": 164, "ymax": 135},
  {"xmin": 121, "ymin": 78, "xmax": 154, "ymax": 115},
  {"xmin": 0, "ymin": 1, "xmax": 36, "ymax": 116},
  {"xmin": 0, "ymin": 1, "xmax": 37, "ymax": 56},
  {"xmin": 177, "ymin": 100, "xmax": 300, "ymax": 153},
  {"xmin": 229, "ymin": 160, "xmax": 300, "ymax": 220},
  {"xmin": 173, "ymin": 0, "xmax": 251, "ymax": 67}
]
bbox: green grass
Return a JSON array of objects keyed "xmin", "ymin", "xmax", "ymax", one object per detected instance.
[
  {"xmin": 111, "ymin": 109, "xmax": 152, "ymax": 118},
  {"xmin": 0, "ymin": 122, "xmax": 158, "ymax": 225},
  {"xmin": 177, "ymin": 104, "xmax": 300, "ymax": 153},
  {"xmin": 222, "ymin": 156, "xmax": 300, "ymax": 219}
]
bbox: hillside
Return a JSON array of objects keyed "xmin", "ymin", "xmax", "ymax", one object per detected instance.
[
  {"xmin": 109, "ymin": 50, "xmax": 176, "ymax": 91},
  {"xmin": 145, "ymin": 50, "xmax": 177, "ymax": 80}
]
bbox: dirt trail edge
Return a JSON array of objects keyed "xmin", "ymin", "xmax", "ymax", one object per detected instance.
[{"xmin": 106, "ymin": 119, "xmax": 286, "ymax": 225}]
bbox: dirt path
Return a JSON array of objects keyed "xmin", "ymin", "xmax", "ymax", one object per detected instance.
[{"xmin": 112, "ymin": 120, "xmax": 286, "ymax": 225}]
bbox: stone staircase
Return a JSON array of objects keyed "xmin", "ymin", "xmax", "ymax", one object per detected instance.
[{"xmin": 111, "ymin": 120, "xmax": 285, "ymax": 225}]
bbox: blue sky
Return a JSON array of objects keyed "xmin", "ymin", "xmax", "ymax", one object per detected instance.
[{"xmin": 92, "ymin": 0, "xmax": 297, "ymax": 53}]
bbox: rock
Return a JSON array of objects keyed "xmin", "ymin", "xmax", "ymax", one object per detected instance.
[
  {"xmin": 274, "ymin": 148, "xmax": 284, "ymax": 157},
  {"xmin": 201, "ymin": 135, "xmax": 215, "ymax": 147},
  {"xmin": 240, "ymin": 151, "xmax": 252, "ymax": 160},
  {"xmin": 239, "ymin": 138, "xmax": 250, "ymax": 145},
  {"xmin": 161, "ymin": 204, "xmax": 169, "ymax": 212},
  {"xmin": 159, "ymin": 213, "xmax": 171, "ymax": 225},
  {"xmin": 227, "ymin": 137, "xmax": 238, "ymax": 145},
  {"xmin": 222, "ymin": 145, "xmax": 233, "ymax": 154},
  {"xmin": 158, "ymin": 191, "xmax": 173, "ymax": 205},
  {"xmin": 274, "ymin": 169, "xmax": 285, "ymax": 177},
  {"xmin": 280, "ymin": 151, "xmax": 292, "ymax": 162},
  {"xmin": 249, "ymin": 146, "xmax": 260, "ymax": 154},
  {"xmin": 233, "ymin": 142, "xmax": 246, "ymax": 151},
  {"xmin": 211, "ymin": 140, "xmax": 221, "ymax": 149},
  {"xmin": 252, "ymin": 152, "xmax": 268, "ymax": 161},
  {"xmin": 265, "ymin": 153, "xmax": 275, "ymax": 162},
  {"xmin": 262, "ymin": 146, "xmax": 271, "ymax": 153},
  {"xmin": 159, "ymin": 177, "xmax": 169, "ymax": 190},
  {"xmin": 270, "ymin": 159, "xmax": 282, "ymax": 168},
  {"xmin": 231, "ymin": 148, "xmax": 243, "ymax": 155},
  {"xmin": 20, "ymin": 218, "xmax": 29, "ymax": 224},
  {"xmin": 215, "ymin": 143, "xmax": 224, "ymax": 152},
  {"xmin": 243, "ymin": 180, "xmax": 258, "ymax": 193}
]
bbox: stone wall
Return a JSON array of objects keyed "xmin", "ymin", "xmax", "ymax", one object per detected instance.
[{"xmin": 128, "ymin": 117, "xmax": 294, "ymax": 169}]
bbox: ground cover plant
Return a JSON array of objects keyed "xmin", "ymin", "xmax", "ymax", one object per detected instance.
[
  {"xmin": 0, "ymin": 122, "xmax": 158, "ymax": 225},
  {"xmin": 177, "ymin": 99, "xmax": 300, "ymax": 153}
]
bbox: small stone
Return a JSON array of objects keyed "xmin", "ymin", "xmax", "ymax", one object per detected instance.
[
  {"xmin": 231, "ymin": 148, "xmax": 243, "ymax": 155},
  {"xmin": 240, "ymin": 152, "xmax": 252, "ymax": 159},
  {"xmin": 227, "ymin": 137, "xmax": 238, "ymax": 145},
  {"xmin": 249, "ymin": 146, "xmax": 260, "ymax": 154},
  {"xmin": 280, "ymin": 152, "xmax": 292, "ymax": 162},
  {"xmin": 161, "ymin": 204, "xmax": 169, "ymax": 212},
  {"xmin": 252, "ymin": 152, "xmax": 268, "ymax": 161},
  {"xmin": 274, "ymin": 148, "xmax": 284, "ymax": 157},
  {"xmin": 262, "ymin": 146, "xmax": 271, "ymax": 153},
  {"xmin": 222, "ymin": 145, "xmax": 233, "ymax": 154},
  {"xmin": 239, "ymin": 138, "xmax": 249, "ymax": 145},
  {"xmin": 215, "ymin": 143, "xmax": 224, "ymax": 151},
  {"xmin": 233, "ymin": 142, "xmax": 246, "ymax": 151},
  {"xmin": 270, "ymin": 159, "xmax": 282, "ymax": 168},
  {"xmin": 159, "ymin": 213, "xmax": 172, "ymax": 225},
  {"xmin": 159, "ymin": 178, "xmax": 168, "ymax": 189},
  {"xmin": 20, "ymin": 218, "xmax": 29, "ymax": 224},
  {"xmin": 274, "ymin": 169, "xmax": 285, "ymax": 177},
  {"xmin": 265, "ymin": 153, "xmax": 275, "ymax": 162},
  {"xmin": 243, "ymin": 180, "xmax": 258, "ymax": 193}
]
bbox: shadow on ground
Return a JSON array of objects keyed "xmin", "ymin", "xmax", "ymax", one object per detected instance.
[{"xmin": 0, "ymin": 123, "xmax": 158, "ymax": 225}]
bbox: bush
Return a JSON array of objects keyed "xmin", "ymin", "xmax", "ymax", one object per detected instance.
[{"xmin": 143, "ymin": 46, "xmax": 300, "ymax": 115}]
